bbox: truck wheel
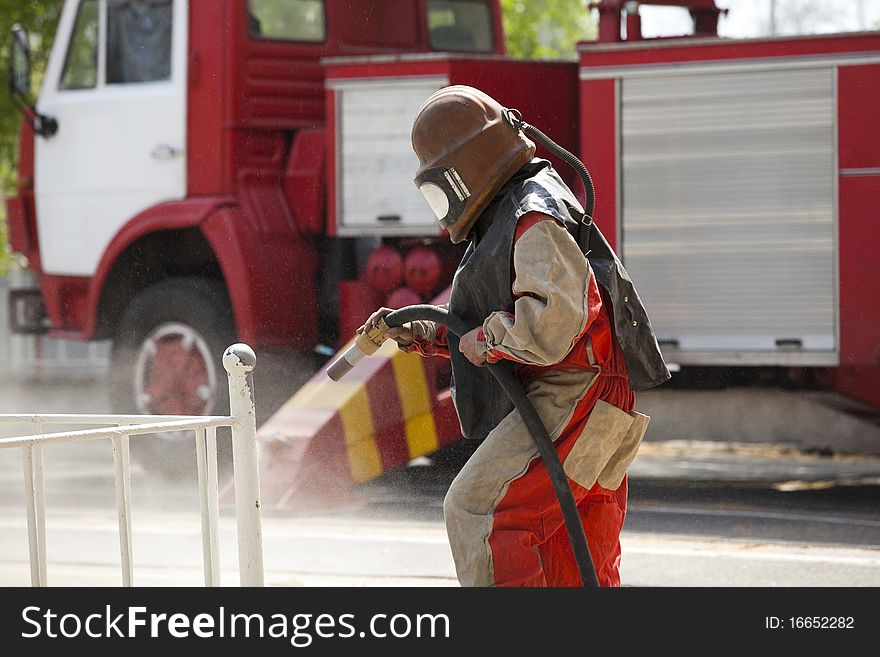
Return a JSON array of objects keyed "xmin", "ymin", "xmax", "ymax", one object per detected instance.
[{"xmin": 110, "ymin": 278, "xmax": 236, "ymax": 479}]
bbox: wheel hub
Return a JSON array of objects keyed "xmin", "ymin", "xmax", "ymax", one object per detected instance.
[{"xmin": 134, "ymin": 323, "xmax": 217, "ymax": 417}]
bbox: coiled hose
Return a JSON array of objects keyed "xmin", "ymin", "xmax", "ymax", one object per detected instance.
[
  {"xmin": 383, "ymin": 304, "xmax": 599, "ymax": 588},
  {"xmin": 504, "ymin": 108, "xmax": 596, "ymax": 256}
]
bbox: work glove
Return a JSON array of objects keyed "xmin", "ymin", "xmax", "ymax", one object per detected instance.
[
  {"xmin": 357, "ymin": 307, "xmax": 413, "ymax": 347},
  {"xmin": 459, "ymin": 326, "xmax": 488, "ymax": 366}
]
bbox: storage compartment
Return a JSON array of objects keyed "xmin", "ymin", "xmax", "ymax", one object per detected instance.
[
  {"xmin": 330, "ymin": 75, "xmax": 450, "ymax": 237},
  {"xmin": 620, "ymin": 66, "xmax": 838, "ymax": 364},
  {"xmin": 325, "ymin": 54, "xmax": 578, "ymax": 238}
]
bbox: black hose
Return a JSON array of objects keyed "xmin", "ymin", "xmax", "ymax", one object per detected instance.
[
  {"xmin": 384, "ymin": 304, "xmax": 600, "ymax": 588},
  {"xmin": 504, "ymin": 109, "xmax": 595, "ymax": 256}
]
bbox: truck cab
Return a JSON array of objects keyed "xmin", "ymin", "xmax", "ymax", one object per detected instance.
[
  {"xmin": 4, "ymin": 0, "xmax": 512, "ymax": 475},
  {"xmin": 6, "ymin": 0, "xmax": 503, "ymax": 433}
]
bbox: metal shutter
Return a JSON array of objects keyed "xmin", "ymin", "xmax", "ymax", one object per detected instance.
[
  {"xmin": 621, "ymin": 67, "xmax": 837, "ymax": 365},
  {"xmin": 334, "ymin": 76, "xmax": 448, "ymax": 236}
]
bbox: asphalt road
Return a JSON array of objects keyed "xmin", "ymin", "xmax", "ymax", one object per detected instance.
[{"xmin": 1, "ymin": 377, "xmax": 879, "ymax": 587}]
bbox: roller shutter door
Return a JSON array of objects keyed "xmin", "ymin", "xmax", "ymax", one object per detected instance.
[
  {"xmin": 333, "ymin": 77, "xmax": 448, "ymax": 236},
  {"xmin": 621, "ymin": 67, "xmax": 837, "ymax": 364}
]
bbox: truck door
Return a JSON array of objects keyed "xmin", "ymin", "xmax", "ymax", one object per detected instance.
[{"xmin": 34, "ymin": 0, "xmax": 188, "ymax": 277}]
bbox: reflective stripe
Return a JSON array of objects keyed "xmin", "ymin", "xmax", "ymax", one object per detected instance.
[
  {"xmin": 338, "ymin": 387, "xmax": 383, "ymax": 482},
  {"xmin": 286, "ymin": 382, "xmax": 364, "ymax": 410},
  {"xmin": 274, "ymin": 337, "xmax": 449, "ymax": 485},
  {"xmin": 391, "ymin": 354, "xmax": 439, "ymax": 458},
  {"xmin": 345, "ymin": 439, "xmax": 384, "ymax": 483}
]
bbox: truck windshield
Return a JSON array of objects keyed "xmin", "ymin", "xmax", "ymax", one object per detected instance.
[
  {"xmin": 428, "ymin": 0, "xmax": 493, "ymax": 53},
  {"xmin": 106, "ymin": 0, "xmax": 172, "ymax": 84},
  {"xmin": 247, "ymin": 0, "xmax": 326, "ymax": 42}
]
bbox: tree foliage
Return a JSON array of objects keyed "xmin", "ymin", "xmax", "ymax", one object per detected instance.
[
  {"xmin": 0, "ymin": 1, "xmax": 64, "ymax": 190},
  {"xmin": 0, "ymin": 1, "xmax": 63, "ymax": 274},
  {"xmin": 500, "ymin": 0, "xmax": 595, "ymax": 60}
]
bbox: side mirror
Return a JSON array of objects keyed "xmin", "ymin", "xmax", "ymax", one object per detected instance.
[
  {"xmin": 9, "ymin": 24, "xmax": 32, "ymax": 99},
  {"xmin": 7, "ymin": 24, "xmax": 57, "ymax": 138}
]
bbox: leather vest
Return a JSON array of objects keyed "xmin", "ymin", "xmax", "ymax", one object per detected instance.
[{"xmin": 448, "ymin": 159, "xmax": 670, "ymax": 440}]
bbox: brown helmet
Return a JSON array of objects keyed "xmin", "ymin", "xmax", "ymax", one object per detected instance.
[{"xmin": 411, "ymin": 85, "xmax": 536, "ymax": 243}]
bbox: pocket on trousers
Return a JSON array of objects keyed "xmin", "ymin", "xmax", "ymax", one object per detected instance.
[
  {"xmin": 562, "ymin": 400, "xmax": 635, "ymax": 491},
  {"xmin": 597, "ymin": 411, "xmax": 650, "ymax": 491}
]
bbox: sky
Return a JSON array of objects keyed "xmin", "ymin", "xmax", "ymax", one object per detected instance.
[{"xmin": 636, "ymin": 0, "xmax": 880, "ymax": 38}]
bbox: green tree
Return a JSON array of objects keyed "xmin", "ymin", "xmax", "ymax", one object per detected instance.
[
  {"xmin": 500, "ymin": 0, "xmax": 596, "ymax": 60},
  {"xmin": 0, "ymin": 0, "xmax": 64, "ymax": 274},
  {"xmin": 0, "ymin": 1, "xmax": 63, "ymax": 190}
]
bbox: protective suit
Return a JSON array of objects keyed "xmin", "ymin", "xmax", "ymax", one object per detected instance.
[{"xmin": 367, "ymin": 86, "xmax": 668, "ymax": 586}]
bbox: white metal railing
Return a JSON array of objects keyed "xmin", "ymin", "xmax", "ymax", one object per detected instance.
[{"xmin": 0, "ymin": 343, "xmax": 264, "ymax": 587}]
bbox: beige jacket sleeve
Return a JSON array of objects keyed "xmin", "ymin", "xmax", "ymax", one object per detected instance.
[{"xmin": 482, "ymin": 219, "xmax": 592, "ymax": 366}]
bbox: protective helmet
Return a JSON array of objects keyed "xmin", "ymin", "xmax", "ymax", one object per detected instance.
[{"xmin": 411, "ymin": 85, "xmax": 535, "ymax": 243}]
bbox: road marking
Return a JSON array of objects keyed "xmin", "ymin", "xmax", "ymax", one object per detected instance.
[
  {"xmin": 0, "ymin": 561, "xmax": 457, "ymax": 587},
  {"xmin": 1, "ymin": 512, "xmax": 878, "ymax": 567},
  {"xmin": 622, "ymin": 542, "xmax": 880, "ymax": 567},
  {"xmin": 632, "ymin": 504, "xmax": 880, "ymax": 528},
  {"xmin": 0, "ymin": 514, "xmax": 451, "ymax": 544}
]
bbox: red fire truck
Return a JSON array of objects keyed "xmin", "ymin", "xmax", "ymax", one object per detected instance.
[{"xmin": 6, "ymin": 1, "xmax": 879, "ymax": 491}]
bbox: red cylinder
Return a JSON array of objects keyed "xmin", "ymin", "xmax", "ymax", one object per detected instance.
[
  {"xmin": 365, "ymin": 246, "xmax": 404, "ymax": 294},
  {"xmin": 404, "ymin": 246, "xmax": 443, "ymax": 296},
  {"xmin": 386, "ymin": 286, "xmax": 423, "ymax": 309}
]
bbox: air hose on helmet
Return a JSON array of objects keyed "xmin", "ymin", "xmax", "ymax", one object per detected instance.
[
  {"xmin": 504, "ymin": 108, "xmax": 596, "ymax": 257},
  {"xmin": 326, "ymin": 304, "xmax": 600, "ymax": 588}
]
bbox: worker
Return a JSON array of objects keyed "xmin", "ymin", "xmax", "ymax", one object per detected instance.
[{"xmin": 359, "ymin": 86, "xmax": 669, "ymax": 587}]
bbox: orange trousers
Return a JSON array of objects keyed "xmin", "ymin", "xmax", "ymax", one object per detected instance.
[{"xmin": 444, "ymin": 369, "xmax": 634, "ymax": 587}]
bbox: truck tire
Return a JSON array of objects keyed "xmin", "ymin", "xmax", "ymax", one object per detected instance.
[{"xmin": 110, "ymin": 278, "xmax": 236, "ymax": 479}]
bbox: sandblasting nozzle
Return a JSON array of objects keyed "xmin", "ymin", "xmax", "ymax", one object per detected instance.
[{"xmin": 326, "ymin": 319, "xmax": 390, "ymax": 381}]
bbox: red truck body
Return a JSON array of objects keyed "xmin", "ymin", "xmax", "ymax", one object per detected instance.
[{"xmin": 5, "ymin": 1, "xmax": 879, "ymax": 491}]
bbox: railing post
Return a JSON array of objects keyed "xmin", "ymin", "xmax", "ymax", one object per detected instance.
[
  {"xmin": 111, "ymin": 427, "xmax": 134, "ymax": 587},
  {"xmin": 223, "ymin": 343, "xmax": 264, "ymax": 587},
  {"xmin": 195, "ymin": 426, "xmax": 221, "ymax": 586},
  {"xmin": 21, "ymin": 422, "xmax": 47, "ymax": 586}
]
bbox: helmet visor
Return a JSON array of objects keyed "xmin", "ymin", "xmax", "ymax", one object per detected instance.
[{"xmin": 414, "ymin": 166, "xmax": 471, "ymax": 230}]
